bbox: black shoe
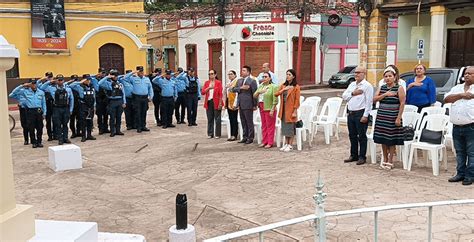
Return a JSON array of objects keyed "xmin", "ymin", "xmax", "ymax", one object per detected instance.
[
  {"xmin": 344, "ymin": 156, "xmax": 357, "ymax": 163},
  {"xmin": 188, "ymin": 123, "xmax": 193, "ymax": 126},
  {"xmin": 448, "ymin": 175, "xmax": 465, "ymax": 183},
  {"xmin": 238, "ymin": 139, "xmax": 247, "ymax": 144},
  {"xmin": 127, "ymin": 127, "xmax": 133, "ymax": 130},
  {"xmin": 142, "ymin": 127, "xmax": 150, "ymax": 132},
  {"xmin": 162, "ymin": 125, "xmax": 168, "ymax": 129},
  {"xmin": 177, "ymin": 121, "xmax": 182, "ymax": 124},
  {"xmin": 64, "ymin": 139, "xmax": 71, "ymax": 144},
  {"xmin": 81, "ymin": 137, "xmax": 87, "ymax": 142},
  {"xmin": 181, "ymin": 121, "xmax": 186, "ymax": 124},
  {"xmin": 157, "ymin": 122, "xmax": 162, "ymax": 127},
  {"xmin": 244, "ymin": 140, "xmax": 253, "ymax": 144},
  {"xmin": 71, "ymin": 134, "xmax": 78, "ymax": 138},
  {"xmin": 47, "ymin": 137, "xmax": 53, "ymax": 141},
  {"xmin": 24, "ymin": 141, "xmax": 29, "ymax": 145},
  {"xmin": 58, "ymin": 141, "xmax": 64, "ymax": 145},
  {"xmin": 168, "ymin": 124, "xmax": 176, "ymax": 128},
  {"xmin": 137, "ymin": 129, "xmax": 142, "ymax": 133},
  {"xmin": 462, "ymin": 178, "xmax": 472, "ymax": 186},
  {"xmin": 32, "ymin": 143, "xmax": 38, "ymax": 148},
  {"xmin": 110, "ymin": 133, "xmax": 115, "ymax": 137},
  {"xmin": 356, "ymin": 159, "xmax": 367, "ymax": 165},
  {"xmin": 192, "ymin": 123, "xmax": 198, "ymax": 126},
  {"xmin": 99, "ymin": 130, "xmax": 104, "ymax": 135},
  {"xmin": 87, "ymin": 136, "xmax": 96, "ymax": 140},
  {"xmin": 37, "ymin": 143, "xmax": 43, "ymax": 148},
  {"xmin": 104, "ymin": 130, "xmax": 111, "ymax": 133},
  {"xmin": 116, "ymin": 132, "xmax": 124, "ymax": 135}
]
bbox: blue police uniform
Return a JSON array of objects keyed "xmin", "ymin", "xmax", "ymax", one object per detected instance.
[
  {"xmin": 124, "ymin": 72, "xmax": 154, "ymax": 132},
  {"xmin": 37, "ymin": 78, "xmax": 55, "ymax": 140},
  {"xmin": 92, "ymin": 75, "xmax": 110, "ymax": 134},
  {"xmin": 174, "ymin": 72, "xmax": 188, "ymax": 123},
  {"xmin": 152, "ymin": 76, "xmax": 177, "ymax": 128},
  {"xmin": 119, "ymin": 75, "xmax": 136, "ymax": 130},
  {"xmin": 9, "ymin": 85, "xmax": 47, "ymax": 147},
  {"xmin": 182, "ymin": 73, "xmax": 201, "ymax": 126},
  {"xmin": 99, "ymin": 77, "xmax": 126, "ymax": 136},
  {"xmin": 41, "ymin": 81, "xmax": 75, "ymax": 144},
  {"xmin": 15, "ymin": 90, "xmax": 29, "ymax": 143}
]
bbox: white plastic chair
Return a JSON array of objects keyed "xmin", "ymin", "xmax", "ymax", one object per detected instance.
[
  {"xmin": 416, "ymin": 106, "xmax": 446, "ymax": 132},
  {"xmin": 311, "ymin": 97, "xmax": 343, "ymax": 144},
  {"xmin": 400, "ymin": 112, "xmax": 422, "ymax": 169},
  {"xmin": 403, "ymin": 105, "xmax": 418, "ymax": 113},
  {"xmin": 444, "ymin": 121, "xmax": 455, "ymax": 153},
  {"xmin": 442, "ymin": 103, "xmax": 451, "ymax": 115},
  {"xmin": 336, "ymin": 103, "xmax": 348, "ymax": 138},
  {"xmin": 300, "ymin": 96, "xmax": 305, "ymax": 105},
  {"xmin": 407, "ymin": 114, "xmax": 450, "ymax": 176},
  {"xmin": 253, "ymin": 110, "xmax": 262, "ymax": 144},
  {"xmin": 434, "ymin": 101, "xmax": 442, "ymax": 107},
  {"xmin": 366, "ymin": 110, "xmax": 378, "ymax": 164},
  {"xmin": 295, "ymin": 104, "xmax": 314, "ymax": 150}
]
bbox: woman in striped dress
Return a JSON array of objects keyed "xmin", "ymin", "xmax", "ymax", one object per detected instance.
[{"xmin": 373, "ymin": 66, "xmax": 406, "ymax": 169}]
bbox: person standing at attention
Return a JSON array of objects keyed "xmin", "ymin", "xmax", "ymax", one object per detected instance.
[
  {"xmin": 444, "ymin": 66, "xmax": 474, "ymax": 186},
  {"xmin": 202, "ymin": 69, "xmax": 223, "ymax": 138},
  {"xmin": 275, "ymin": 69, "xmax": 300, "ymax": 152},
  {"xmin": 232, "ymin": 66, "xmax": 258, "ymax": 144},
  {"xmin": 342, "ymin": 66, "xmax": 374, "ymax": 165}
]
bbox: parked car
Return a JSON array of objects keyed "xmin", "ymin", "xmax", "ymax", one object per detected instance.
[
  {"xmin": 328, "ymin": 65, "xmax": 357, "ymax": 88},
  {"xmin": 400, "ymin": 67, "xmax": 466, "ymax": 103}
]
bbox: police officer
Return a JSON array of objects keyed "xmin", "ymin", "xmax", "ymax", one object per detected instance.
[
  {"xmin": 124, "ymin": 66, "xmax": 153, "ymax": 133},
  {"xmin": 120, "ymin": 70, "xmax": 135, "ymax": 130},
  {"xmin": 41, "ymin": 74, "xmax": 74, "ymax": 145},
  {"xmin": 183, "ymin": 67, "xmax": 201, "ymax": 126},
  {"xmin": 95, "ymin": 68, "xmax": 110, "ymax": 135},
  {"xmin": 149, "ymin": 68, "xmax": 163, "ymax": 126},
  {"xmin": 69, "ymin": 74, "xmax": 96, "ymax": 142},
  {"xmin": 9, "ymin": 82, "xmax": 30, "ymax": 145},
  {"xmin": 152, "ymin": 69, "xmax": 177, "ymax": 129},
  {"xmin": 99, "ymin": 70, "xmax": 126, "ymax": 137},
  {"xmin": 37, "ymin": 71, "xmax": 55, "ymax": 141},
  {"xmin": 174, "ymin": 67, "xmax": 187, "ymax": 124},
  {"xmin": 68, "ymin": 74, "xmax": 82, "ymax": 138},
  {"xmin": 9, "ymin": 79, "xmax": 47, "ymax": 148}
]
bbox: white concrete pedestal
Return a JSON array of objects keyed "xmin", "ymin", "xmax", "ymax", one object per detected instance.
[
  {"xmin": 29, "ymin": 220, "xmax": 98, "ymax": 242},
  {"xmin": 98, "ymin": 232, "xmax": 146, "ymax": 242},
  {"xmin": 48, "ymin": 144, "xmax": 82, "ymax": 172},
  {"xmin": 169, "ymin": 224, "xmax": 196, "ymax": 242}
]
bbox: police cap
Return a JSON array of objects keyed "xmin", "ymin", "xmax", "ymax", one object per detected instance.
[
  {"xmin": 188, "ymin": 67, "xmax": 195, "ymax": 72},
  {"xmin": 45, "ymin": 72, "xmax": 53, "ymax": 78},
  {"xmin": 125, "ymin": 70, "xmax": 132, "ymax": 74},
  {"xmin": 55, "ymin": 74, "xmax": 64, "ymax": 81},
  {"xmin": 29, "ymin": 78, "xmax": 37, "ymax": 84},
  {"xmin": 98, "ymin": 67, "xmax": 106, "ymax": 74},
  {"xmin": 165, "ymin": 69, "xmax": 172, "ymax": 75},
  {"xmin": 70, "ymin": 74, "xmax": 78, "ymax": 79},
  {"xmin": 177, "ymin": 67, "xmax": 184, "ymax": 73},
  {"xmin": 82, "ymin": 74, "xmax": 91, "ymax": 79},
  {"xmin": 109, "ymin": 69, "xmax": 119, "ymax": 76},
  {"xmin": 136, "ymin": 66, "xmax": 144, "ymax": 72},
  {"xmin": 154, "ymin": 68, "xmax": 162, "ymax": 74}
]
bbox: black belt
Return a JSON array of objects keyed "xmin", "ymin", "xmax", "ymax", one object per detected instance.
[
  {"xmin": 178, "ymin": 92, "xmax": 185, "ymax": 94},
  {"xmin": 347, "ymin": 109, "xmax": 365, "ymax": 115},
  {"xmin": 162, "ymin": 96, "xmax": 174, "ymax": 99},
  {"xmin": 132, "ymin": 94, "xmax": 148, "ymax": 98},
  {"xmin": 454, "ymin": 123, "xmax": 474, "ymax": 128}
]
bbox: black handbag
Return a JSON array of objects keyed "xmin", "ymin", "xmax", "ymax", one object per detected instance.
[
  {"xmin": 296, "ymin": 120, "xmax": 303, "ymax": 128},
  {"xmin": 402, "ymin": 125, "xmax": 415, "ymax": 141},
  {"xmin": 419, "ymin": 129, "xmax": 443, "ymax": 144}
]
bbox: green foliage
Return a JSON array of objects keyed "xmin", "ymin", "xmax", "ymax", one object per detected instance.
[{"xmin": 144, "ymin": 0, "xmax": 215, "ymax": 14}]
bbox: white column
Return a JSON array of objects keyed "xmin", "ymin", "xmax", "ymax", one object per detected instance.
[
  {"xmin": 429, "ymin": 5, "xmax": 447, "ymax": 68},
  {"xmin": 0, "ymin": 35, "xmax": 35, "ymax": 241}
]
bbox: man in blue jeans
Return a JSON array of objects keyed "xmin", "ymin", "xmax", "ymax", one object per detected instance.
[
  {"xmin": 341, "ymin": 67, "xmax": 374, "ymax": 165},
  {"xmin": 444, "ymin": 66, "xmax": 474, "ymax": 186}
]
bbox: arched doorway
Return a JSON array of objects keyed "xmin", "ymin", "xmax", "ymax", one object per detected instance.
[{"xmin": 99, "ymin": 43, "xmax": 124, "ymax": 74}]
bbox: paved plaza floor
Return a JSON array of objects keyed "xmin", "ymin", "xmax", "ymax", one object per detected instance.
[{"xmin": 9, "ymin": 89, "xmax": 474, "ymax": 241}]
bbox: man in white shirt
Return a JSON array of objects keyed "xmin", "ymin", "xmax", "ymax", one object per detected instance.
[
  {"xmin": 342, "ymin": 66, "xmax": 374, "ymax": 165},
  {"xmin": 444, "ymin": 66, "xmax": 474, "ymax": 186},
  {"xmin": 257, "ymin": 63, "xmax": 278, "ymax": 85}
]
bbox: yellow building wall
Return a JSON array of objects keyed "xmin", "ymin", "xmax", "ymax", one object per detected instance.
[{"xmin": 0, "ymin": 2, "xmax": 148, "ymax": 78}]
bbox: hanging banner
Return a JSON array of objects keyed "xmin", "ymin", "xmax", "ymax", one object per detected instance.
[{"xmin": 31, "ymin": 0, "xmax": 67, "ymax": 50}]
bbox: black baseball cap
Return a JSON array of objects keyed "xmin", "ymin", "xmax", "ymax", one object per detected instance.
[
  {"xmin": 125, "ymin": 70, "xmax": 132, "ymax": 74},
  {"xmin": 45, "ymin": 72, "xmax": 53, "ymax": 78},
  {"xmin": 188, "ymin": 67, "xmax": 195, "ymax": 72},
  {"xmin": 71, "ymin": 74, "xmax": 78, "ymax": 79},
  {"xmin": 98, "ymin": 67, "xmax": 106, "ymax": 74},
  {"xmin": 154, "ymin": 68, "xmax": 162, "ymax": 73},
  {"xmin": 177, "ymin": 67, "xmax": 184, "ymax": 73},
  {"xmin": 165, "ymin": 69, "xmax": 172, "ymax": 75},
  {"xmin": 29, "ymin": 78, "xmax": 37, "ymax": 84},
  {"xmin": 82, "ymin": 74, "xmax": 91, "ymax": 79},
  {"xmin": 55, "ymin": 74, "xmax": 64, "ymax": 81},
  {"xmin": 136, "ymin": 66, "xmax": 144, "ymax": 72},
  {"xmin": 109, "ymin": 69, "xmax": 119, "ymax": 76}
]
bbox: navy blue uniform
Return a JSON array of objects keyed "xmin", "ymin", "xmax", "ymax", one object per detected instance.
[
  {"xmin": 41, "ymin": 82, "xmax": 74, "ymax": 144},
  {"xmin": 69, "ymin": 82, "xmax": 96, "ymax": 141},
  {"xmin": 99, "ymin": 77, "xmax": 126, "ymax": 135}
]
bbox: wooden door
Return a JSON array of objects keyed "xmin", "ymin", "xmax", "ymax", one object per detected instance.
[
  {"xmin": 293, "ymin": 40, "xmax": 316, "ymax": 85},
  {"xmin": 166, "ymin": 48, "xmax": 176, "ymax": 71},
  {"xmin": 99, "ymin": 43, "xmax": 124, "ymax": 74},
  {"xmin": 447, "ymin": 28, "xmax": 474, "ymax": 68},
  {"xmin": 209, "ymin": 42, "xmax": 222, "ymax": 80},
  {"xmin": 186, "ymin": 44, "xmax": 197, "ymax": 72}
]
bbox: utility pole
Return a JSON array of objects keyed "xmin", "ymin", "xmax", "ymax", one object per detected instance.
[
  {"xmin": 295, "ymin": 0, "xmax": 306, "ymax": 81},
  {"xmin": 217, "ymin": 0, "xmax": 226, "ymax": 82}
]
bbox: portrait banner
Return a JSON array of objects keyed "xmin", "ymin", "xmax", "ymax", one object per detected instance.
[{"xmin": 31, "ymin": 0, "xmax": 67, "ymax": 50}]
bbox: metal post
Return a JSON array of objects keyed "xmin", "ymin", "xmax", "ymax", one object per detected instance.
[
  {"xmin": 313, "ymin": 170, "xmax": 327, "ymax": 242},
  {"xmin": 259, "ymin": 232, "xmax": 263, "ymax": 242},
  {"xmin": 428, "ymin": 206, "xmax": 432, "ymax": 242},
  {"xmin": 374, "ymin": 211, "xmax": 378, "ymax": 242}
]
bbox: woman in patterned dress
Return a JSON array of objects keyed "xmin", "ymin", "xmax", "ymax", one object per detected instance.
[{"xmin": 373, "ymin": 66, "xmax": 406, "ymax": 169}]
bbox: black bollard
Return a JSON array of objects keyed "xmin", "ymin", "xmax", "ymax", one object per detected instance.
[{"xmin": 176, "ymin": 193, "xmax": 188, "ymax": 230}]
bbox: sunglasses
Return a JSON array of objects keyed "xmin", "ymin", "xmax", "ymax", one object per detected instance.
[
  {"xmin": 208, "ymin": 73, "xmax": 215, "ymax": 75},
  {"xmin": 263, "ymin": 76, "xmax": 270, "ymax": 78}
]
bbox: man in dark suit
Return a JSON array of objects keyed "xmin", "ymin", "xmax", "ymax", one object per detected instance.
[{"xmin": 232, "ymin": 65, "xmax": 258, "ymax": 144}]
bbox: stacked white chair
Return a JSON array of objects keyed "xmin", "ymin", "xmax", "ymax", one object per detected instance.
[
  {"xmin": 407, "ymin": 114, "xmax": 450, "ymax": 176},
  {"xmin": 434, "ymin": 101, "xmax": 442, "ymax": 107},
  {"xmin": 310, "ymin": 97, "xmax": 343, "ymax": 144},
  {"xmin": 415, "ymin": 106, "xmax": 446, "ymax": 134},
  {"xmin": 336, "ymin": 103, "xmax": 348, "ymax": 138},
  {"xmin": 253, "ymin": 110, "xmax": 262, "ymax": 144},
  {"xmin": 366, "ymin": 110, "xmax": 378, "ymax": 164},
  {"xmin": 294, "ymin": 103, "xmax": 316, "ymax": 150},
  {"xmin": 221, "ymin": 110, "xmax": 232, "ymax": 139},
  {"xmin": 444, "ymin": 121, "xmax": 455, "ymax": 153}
]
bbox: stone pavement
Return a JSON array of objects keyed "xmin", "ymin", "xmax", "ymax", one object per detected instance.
[{"xmin": 9, "ymin": 92, "xmax": 474, "ymax": 241}]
